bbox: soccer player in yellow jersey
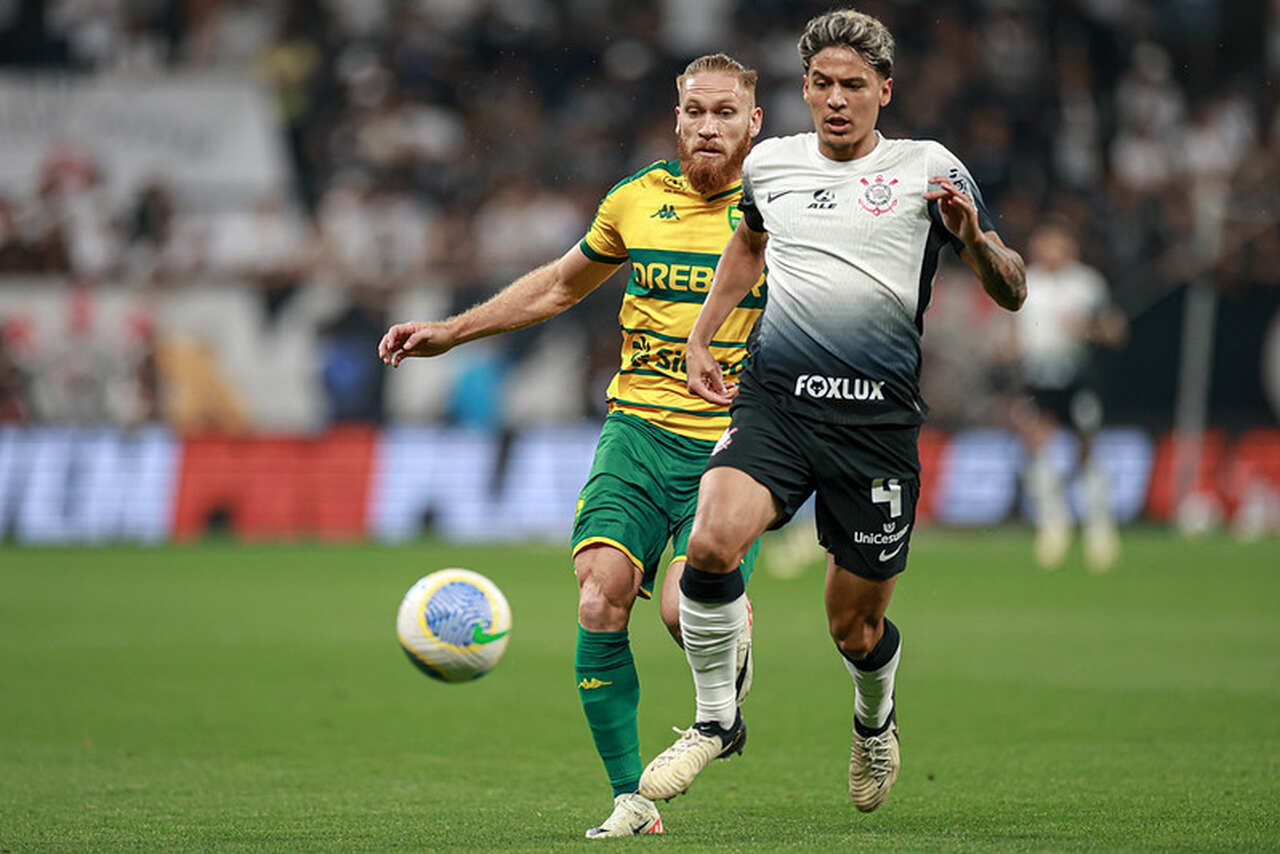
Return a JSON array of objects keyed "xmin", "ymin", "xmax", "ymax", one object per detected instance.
[{"xmin": 378, "ymin": 53, "xmax": 765, "ymax": 838}]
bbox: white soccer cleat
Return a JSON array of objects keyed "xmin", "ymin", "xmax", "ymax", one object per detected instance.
[
  {"xmin": 848, "ymin": 710, "xmax": 900, "ymax": 812},
  {"xmin": 638, "ymin": 712, "xmax": 746, "ymax": 802},
  {"xmin": 584, "ymin": 792, "xmax": 664, "ymax": 839},
  {"xmin": 735, "ymin": 597, "xmax": 754, "ymax": 706},
  {"xmin": 1084, "ymin": 519, "xmax": 1119, "ymax": 573},
  {"xmin": 1033, "ymin": 517, "xmax": 1071, "ymax": 570}
]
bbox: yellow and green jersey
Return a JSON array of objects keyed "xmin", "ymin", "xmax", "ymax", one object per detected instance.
[{"xmin": 579, "ymin": 159, "xmax": 766, "ymax": 441}]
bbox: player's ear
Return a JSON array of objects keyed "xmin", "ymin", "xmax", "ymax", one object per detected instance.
[
  {"xmin": 674, "ymin": 105, "xmax": 682, "ymax": 132},
  {"xmin": 880, "ymin": 76, "xmax": 893, "ymax": 107},
  {"xmin": 749, "ymin": 106, "xmax": 763, "ymax": 138}
]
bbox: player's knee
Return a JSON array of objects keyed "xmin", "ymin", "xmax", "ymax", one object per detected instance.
[
  {"xmin": 576, "ymin": 584, "xmax": 633, "ymax": 631},
  {"xmin": 830, "ymin": 615, "xmax": 879, "ymax": 662},
  {"xmin": 686, "ymin": 528, "xmax": 743, "ymax": 574},
  {"xmin": 575, "ymin": 562, "xmax": 636, "ymax": 631}
]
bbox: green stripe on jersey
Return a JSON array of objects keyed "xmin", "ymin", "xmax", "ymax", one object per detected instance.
[
  {"xmin": 579, "ymin": 239, "xmax": 627, "ymax": 264},
  {"xmin": 620, "ymin": 325, "xmax": 749, "ymax": 349},
  {"xmin": 625, "ymin": 278, "xmax": 767, "ymax": 310},
  {"xmin": 602, "ymin": 160, "xmax": 679, "ymax": 197},
  {"xmin": 625, "ymin": 248, "xmax": 766, "ymax": 309},
  {"xmin": 705, "ymin": 184, "xmax": 742, "ymax": 202},
  {"xmin": 612, "ymin": 397, "xmax": 730, "ymax": 417},
  {"xmin": 629, "ymin": 248, "xmax": 720, "ymax": 268}
]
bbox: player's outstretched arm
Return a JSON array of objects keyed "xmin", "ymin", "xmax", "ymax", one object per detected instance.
[
  {"xmin": 686, "ymin": 222, "xmax": 767, "ymax": 405},
  {"xmin": 924, "ymin": 175, "xmax": 1026, "ymax": 311},
  {"xmin": 378, "ymin": 246, "xmax": 618, "ymax": 367}
]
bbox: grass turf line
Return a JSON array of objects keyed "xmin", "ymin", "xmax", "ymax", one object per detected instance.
[{"xmin": 1, "ymin": 529, "xmax": 1277, "ymax": 851}]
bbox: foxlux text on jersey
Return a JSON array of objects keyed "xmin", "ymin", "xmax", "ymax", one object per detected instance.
[{"xmin": 792, "ymin": 374, "xmax": 886, "ymax": 401}]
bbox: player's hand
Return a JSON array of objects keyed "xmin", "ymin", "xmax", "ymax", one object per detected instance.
[
  {"xmin": 924, "ymin": 176, "xmax": 982, "ymax": 247},
  {"xmin": 378, "ymin": 321, "xmax": 456, "ymax": 367},
  {"xmin": 686, "ymin": 342, "xmax": 737, "ymax": 406}
]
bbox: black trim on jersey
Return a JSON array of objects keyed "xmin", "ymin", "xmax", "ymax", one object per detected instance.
[
  {"xmin": 919, "ymin": 190, "xmax": 997, "ymax": 333},
  {"xmin": 917, "ymin": 204, "xmax": 954, "ymax": 333},
  {"xmin": 739, "ymin": 198, "xmax": 765, "ymax": 232},
  {"xmin": 705, "ymin": 184, "xmax": 742, "ymax": 202}
]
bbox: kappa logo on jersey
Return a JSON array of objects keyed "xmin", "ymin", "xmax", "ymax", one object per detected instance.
[
  {"xmin": 650, "ymin": 203, "xmax": 680, "ymax": 220},
  {"xmin": 807, "ymin": 189, "xmax": 837, "ymax": 209},
  {"xmin": 858, "ymin": 175, "xmax": 898, "ymax": 216},
  {"xmin": 793, "ymin": 374, "xmax": 885, "ymax": 401}
]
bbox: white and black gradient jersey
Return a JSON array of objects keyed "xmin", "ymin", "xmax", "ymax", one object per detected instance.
[{"xmin": 737, "ymin": 131, "xmax": 995, "ymax": 426}]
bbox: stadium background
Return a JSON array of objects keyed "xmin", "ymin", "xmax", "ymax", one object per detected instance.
[
  {"xmin": 3, "ymin": 3, "xmax": 1279, "ymax": 851},
  {"xmin": 0, "ymin": 0, "xmax": 1276, "ymax": 545}
]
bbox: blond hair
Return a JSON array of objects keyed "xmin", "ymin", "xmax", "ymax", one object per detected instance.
[{"xmin": 676, "ymin": 53, "xmax": 758, "ymax": 100}]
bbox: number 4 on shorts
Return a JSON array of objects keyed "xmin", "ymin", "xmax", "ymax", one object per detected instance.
[{"xmin": 871, "ymin": 478, "xmax": 902, "ymax": 518}]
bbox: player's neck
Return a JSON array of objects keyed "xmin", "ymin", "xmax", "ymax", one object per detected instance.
[
  {"xmin": 684, "ymin": 174, "xmax": 742, "ymax": 197},
  {"xmin": 820, "ymin": 130, "xmax": 881, "ymax": 163}
]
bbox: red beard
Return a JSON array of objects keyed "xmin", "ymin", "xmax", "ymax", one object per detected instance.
[{"xmin": 678, "ymin": 134, "xmax": 752, "ymax": 196}]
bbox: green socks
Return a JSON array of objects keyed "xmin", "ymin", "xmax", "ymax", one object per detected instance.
[{"xmin": 575, "ymin": 626, "xmax": 642, "ymax": 796}]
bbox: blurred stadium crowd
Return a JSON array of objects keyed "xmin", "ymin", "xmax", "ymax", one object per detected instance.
[{"xmin": 0, "ymin": 0, "xmax": 1276, "ymax": 433}]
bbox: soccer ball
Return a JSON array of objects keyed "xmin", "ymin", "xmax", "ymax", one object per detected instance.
[{"xmin": 396, "ymin": 568, "xmax": 512, "ymax": 683}]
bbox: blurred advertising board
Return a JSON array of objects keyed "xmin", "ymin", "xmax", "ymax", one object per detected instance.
[
  {"xmin": 1, "ymin": 423, "xmax": 1271, "ymax": 545},
  {"xmin": 0, "ymin": 72, "xmax": 288, "ymax": 206}
]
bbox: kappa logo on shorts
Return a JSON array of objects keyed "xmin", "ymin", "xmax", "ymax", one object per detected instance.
[{"xmin": 711, "ymin": 427, "xmax": 737, "ymax": 456}]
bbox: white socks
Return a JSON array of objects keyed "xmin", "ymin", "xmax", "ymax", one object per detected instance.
[
  {"xmin": 1082, "ymin": 460, "xmax": 1112, "ymax": 527},
  {"xmin": 1026, "ymin": 451, "xmax": 1069, "ymax": 528},
  {"xmin": 844, "ymin": 641, "xmax": 900, "ymax": 731},
  {"xmin": 679, "ymin": 590, "xmax": 746, "ymax": 729}
]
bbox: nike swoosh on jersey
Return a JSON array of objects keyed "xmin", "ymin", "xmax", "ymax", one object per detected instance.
[{"xmin": 767, "ymin": 190, "xmax": 798, "ymax": 202}]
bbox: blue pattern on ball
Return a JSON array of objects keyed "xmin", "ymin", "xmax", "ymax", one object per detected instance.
[{"xmin": 424, "ymin": 580, "xmax": 493, "ymax": 645}]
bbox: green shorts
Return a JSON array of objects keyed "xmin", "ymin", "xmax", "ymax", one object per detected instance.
[{"xmin": 572, "ymin": 411, "xmax": 759, "ymax": 597}]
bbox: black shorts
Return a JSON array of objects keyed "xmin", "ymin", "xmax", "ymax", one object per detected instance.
[{"xmin": 705, "ymin": 387, "xmax": 920, "ymax": 581}]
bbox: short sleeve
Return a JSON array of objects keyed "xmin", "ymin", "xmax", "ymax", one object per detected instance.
[
  {"xmin": 579, "ymin": 186, "xmax": 629, "ymax": 264},
  {"xmin": 925, "ymin": 142, "xmax": 996, "ymax": 252}
]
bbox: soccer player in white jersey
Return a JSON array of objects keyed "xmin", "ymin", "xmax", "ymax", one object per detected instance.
[
  {"xmin": 638, "ymin": 8, "xmax": 1026, "ymax": 813},
  {"xmin": 1013, "ymin": 221, "xmax": 1128, "ymax": 572}
]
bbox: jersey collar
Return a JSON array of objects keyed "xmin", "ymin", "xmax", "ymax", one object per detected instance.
[{"xmin": 665, "ymin": 159, "xmax": 742, "ymax": 202}]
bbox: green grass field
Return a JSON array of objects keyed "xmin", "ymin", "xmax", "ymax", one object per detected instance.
[{"xmin": 2, "ymin": 529, "xmax": 1278, "ymax": 852}]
